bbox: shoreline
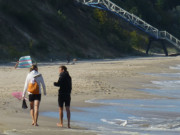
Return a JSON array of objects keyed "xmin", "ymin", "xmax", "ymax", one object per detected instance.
[
  {"xmin": 0, "ymin": 55, "xmax": 169, "ymax": 66},
  {"xmin": 1, "ymin": 56, "xmax": 180, "ymax": 135}
]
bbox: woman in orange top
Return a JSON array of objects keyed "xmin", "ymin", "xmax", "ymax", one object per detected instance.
[{"xmin": 22, "ymin": 64, "xmax": 46, "ymax": 126}]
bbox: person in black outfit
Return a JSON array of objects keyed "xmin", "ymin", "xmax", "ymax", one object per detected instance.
[{"xmin": 54, "ymin": 65, "xmax": 72, "ymax": 128}]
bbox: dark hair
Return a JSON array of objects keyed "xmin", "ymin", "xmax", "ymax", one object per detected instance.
[
  {"xmin": 30, "ymin": 64, "xmax": 38, "ymax": 72},
  {"xmin": 59, "ymin": 65, "xmax": 67, "ymax": 72}
]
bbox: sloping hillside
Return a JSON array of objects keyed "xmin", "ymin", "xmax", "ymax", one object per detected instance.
[{"xmin": 0, "ymin": 0, "xmax": 179, "ymax": 61}]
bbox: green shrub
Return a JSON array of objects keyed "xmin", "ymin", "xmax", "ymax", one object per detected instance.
[
  {"xmin": 129, "ymin": 31, "xmax": 141, "ymax": 50},
  {"xmin": 93, "ymin": 8, "xmax": 107, "ymax": 25},
  {"xmin": 57, "ymin": 10, "xmax": 66, "ymax": 20},
  {"xmin": 129, "ymin": 7, "xmax": 138, "ymax": 15},
  {"xmin": 107, "ymin": 33, "xmax": 132, "ymax": 53}
]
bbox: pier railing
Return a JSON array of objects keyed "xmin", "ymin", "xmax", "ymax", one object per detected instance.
[{"xmin": 76, "ymin": 0, "xmax": 180, "ymax": 50}]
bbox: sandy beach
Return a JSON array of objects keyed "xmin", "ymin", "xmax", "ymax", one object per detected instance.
[{"xmin": 0, "ymin": 56, "xmax": 180, "ymax": 135}]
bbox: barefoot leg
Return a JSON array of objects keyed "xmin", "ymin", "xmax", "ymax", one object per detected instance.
[
  {"xmin": 57, "ymin": 107, "xmax": 63, "ymax": 127},
  {"xmin": 57, "ymin": 123, "xmax": 63, "ymax": 127},
  {"xmin": 30, "ymin": 101, "xmax": 35, "ymax": 125},
  {"xmin": 66, "ymin": 107, "xmax": 71, "ymax": 128},
  {"xmin": 34, "ymin": 100, "xmax": 40, "ymax": 126}
]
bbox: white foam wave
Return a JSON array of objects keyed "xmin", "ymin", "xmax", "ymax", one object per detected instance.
[
  {"xmin": 86, "ymin": 99, "xmax": 176, "ymax": 109},
  {"xmin": 144, "ymin": 73, "xmax": 180, "ymax": 78},
  {"xmin": 128, "ymin": 116, "xmax": 180, "ymax": 131},
  {"xmin": 85, "ymin": 99, "xmax": 130, "ymax": 106},
  {"xmin": 101, "ymin": 118, "xmax": 127, "ymax": 127},
  {"xmin": 170, "ymin": 65, "xmax": 180, "ymax": 70},
  {"xmin": 151, "ymin": 80, "xmax": 180, "ymax": 89},
  {"xmin": 86, "ymin": 99, "xmax": 180, "ymax": 133},
  {"xmin": 85, "ymin": 99, "xmax": 97, "ymax": 104},
  {"xmin": 97, "ymin": 126, "xmax": 147, "ymax": 135},
  {"xmin": 152, "ymin": 80, "xmax": 180, "ymax": 85},
  {"xmin": 103, "ymin": 116, "xmax": 179, "ymax": 131},
  {"xmin": 101, "ymin": 119, "xmax": 116, "ymax": 125},
  {"xmin": 101, "ymin": 117, "xmax": 180, "ymax": 132}
]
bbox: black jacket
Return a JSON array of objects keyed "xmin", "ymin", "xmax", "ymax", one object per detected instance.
[{"xmin": 54, "ymin": 71, "xmax": 72, "ymax": 95}]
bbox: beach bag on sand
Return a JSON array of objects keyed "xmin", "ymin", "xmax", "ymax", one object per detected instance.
[
  {"xmin": 22, "ymin": 99, "xmax": 28, "ymax": 109},
  {"xmin": 28, "ymin": 77, "xmax": 39, "ymax": 94}
]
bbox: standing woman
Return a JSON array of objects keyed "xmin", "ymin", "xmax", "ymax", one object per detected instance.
[{"xmin": 22, "ymin": 64, "xmax": 46, "ymax": 126}]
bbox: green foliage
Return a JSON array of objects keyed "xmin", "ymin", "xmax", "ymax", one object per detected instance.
[
  {"xmin": 93, "ymin": 9, "xmax": 107, "ymax": 25},
  {"xmin": 29, "ymin": 39, "xmax": 33, "ymax": 50},
  {"xmin": 93, "ymin": 7, "xmax": 148, "ymax": 54},
  {"xmin": 130, "ymin": 31, "xmax": 139, "ymax": 48},
  {"xmin": 93, "ymin": 9, "xmax": 125, "ymax": 38},
  {"xmin": 111, "ymin": 0, "xmax": 180, "ymax": 39},
  {"xmin": 155, "ymin": 0, "xmax": 167, "ymax": 10},
  {"xmin": 107, "ymin": 33, "xmax": 132, "ymax": 53},
  {"xmin": 129, "ymin": 7, "xmax": 138, "ymax": 15},
  {"xmin": 57, "ymin": 10, "xmax": 66, "ymax": 20},
  {"xmin": 129, "ymin": 31, "xmax": 148, "ymax": 51},
  {"xmin": 1, "ymin": 0, "xmax": 180, "ymax": 61}
]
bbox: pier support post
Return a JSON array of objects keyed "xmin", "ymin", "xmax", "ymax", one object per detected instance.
[
  {"xmin": 161, "ymin": 40, "xmax": 168, "ymax": 56},
  {"xmin": 146, "ymin": 38, "xmax": 168, "ymax": 56},
  {"xmin": 146, "ymin": 38, "xmax": 152, "ymax": 55}
]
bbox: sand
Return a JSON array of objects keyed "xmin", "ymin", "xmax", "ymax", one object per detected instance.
[{"xmin": 0, "ymin": 56, "xmax": 180, "ymax": 135}]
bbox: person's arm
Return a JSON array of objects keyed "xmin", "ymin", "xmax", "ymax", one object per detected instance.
[
  {"xmin": 14, "ymin": 61, "xmax": 19, "ymax": 69},
  {"xmin": 22, "ymin": 74, "xmax": 29, "ymax": 98},
  {"xmin": 54, "ymin": 75, "xmax": 64, "ymax": 87},
  {"xmin": 40, "ymin": 75, "xmax": 46, "ymax": 95},
  {"xmin": 69, "ymin": 76, "xmax": 72, "ymax": 93}
]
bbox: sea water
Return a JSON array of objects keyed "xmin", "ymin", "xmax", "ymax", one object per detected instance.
[{"xmin": 41, "ymin": 65, "xmax": 180, "ymax": 135}]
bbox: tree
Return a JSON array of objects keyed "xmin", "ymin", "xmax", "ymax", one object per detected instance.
[
  {"xmin": 155, "ymin": 0, "xmax": 167, "ymax": 10},
  {"xmin": 93, "ymin": 8, "xmax": 107, "ymax": 25}
]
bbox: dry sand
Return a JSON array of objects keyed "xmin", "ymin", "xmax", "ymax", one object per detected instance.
[{"xmin": 0, "ymin": 56, "xmax": 180, "ymax": 135}]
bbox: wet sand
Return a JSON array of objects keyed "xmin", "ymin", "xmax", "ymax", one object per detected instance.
[{"xmin": 0, "ymin": 56, "xmax": 180, "ymax": 135}]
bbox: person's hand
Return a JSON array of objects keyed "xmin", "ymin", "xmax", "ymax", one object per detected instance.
[{"xmin": 22, "ymin": 96, "xmax": 25, "ymax": 100}]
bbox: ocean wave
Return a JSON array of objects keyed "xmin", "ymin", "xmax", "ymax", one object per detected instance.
[
  {"xmin": 151, "ymin": 80, "xmax": 180, "ymax": 89},
  {"xmin": 101, "ymin": 116, "xmax": 180, "ymax": 131},
  {"xmin": 85, "ymin": 99, "xmax": 177, "ymax": 109},
  {"xmin": 170, "ymin": 65, "xmax": 180, "ymax": 70},
  {"xmin": 152, "ymin": 80, "xmax": 180, "ymax": 85},
  {"xmin": 144, "ymin": 73, "xmax": 180, "ymax": 78},
  {"xmin": 101, "ymin": 118, "xmax": 127, "ymax": 126}
]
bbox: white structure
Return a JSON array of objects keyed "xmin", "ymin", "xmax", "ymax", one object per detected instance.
[{"xmin": 76, "ymin": 0, "xmax": 180, "ymax": 50}]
